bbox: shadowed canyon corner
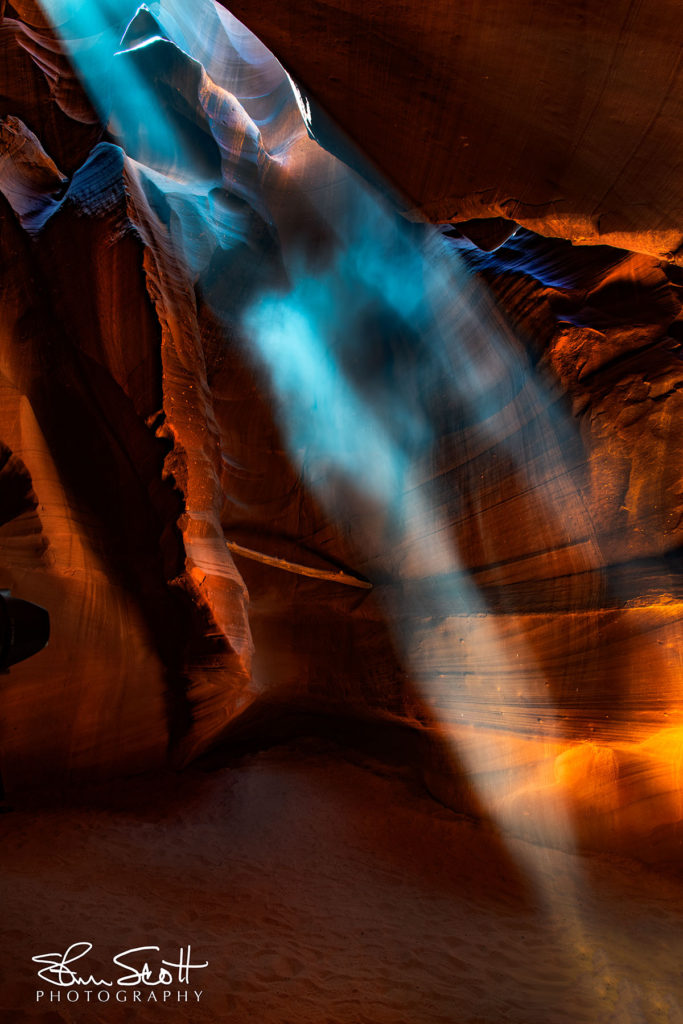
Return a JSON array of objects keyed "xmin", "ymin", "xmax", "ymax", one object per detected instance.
[{"xmin": 1, "ymin": 1, "xmax": 683, "ymax": 1022}]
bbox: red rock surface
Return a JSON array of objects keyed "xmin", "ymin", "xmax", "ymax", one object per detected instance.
[
  {"xmin": 225, "ymin": 0, "xmax": 683, "ymax": 260},
  {"xmin": 0, "ymin": 0, "xmax": 682, "ymax": 863}
]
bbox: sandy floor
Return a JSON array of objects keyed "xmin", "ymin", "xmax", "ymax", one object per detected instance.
[{"xmin": 2, "ymin": 738, "xmax": 683, "ymax": 1024}]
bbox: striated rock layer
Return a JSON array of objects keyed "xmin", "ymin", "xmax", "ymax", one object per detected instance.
[
  {"xmin": 224, "ymin": 0, "xmax": 683, "ymax": 262},
  {"xmin": 0, "ymin": 0, "xmax": 681, "ymax": 860}
]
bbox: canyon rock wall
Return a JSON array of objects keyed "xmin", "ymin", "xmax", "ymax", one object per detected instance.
[
  {"xmin": 0, "ymin": 0, "xmax": 682, "ymax": 859},
  {"xmin": 226, "ymin": 0, "xmax": 683, "ymax": 261}
]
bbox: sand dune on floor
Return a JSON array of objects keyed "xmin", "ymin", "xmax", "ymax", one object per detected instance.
[{"xmin": 2, "ymin": 740, "xmax": 683, "ymax": 1024}]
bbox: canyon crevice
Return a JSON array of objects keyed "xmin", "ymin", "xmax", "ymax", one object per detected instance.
[{"xmin": 0, "ymin": 0, "xmax": 682, "ymax": 862}]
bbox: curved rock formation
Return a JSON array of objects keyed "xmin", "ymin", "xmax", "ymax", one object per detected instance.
[
  {"xmin": 224, "ymin": 0, "xmax": 683, "ymax": 261},
  {"xmin": 0, "ymin": 0, "xmax": 681, "ymax": 862}
]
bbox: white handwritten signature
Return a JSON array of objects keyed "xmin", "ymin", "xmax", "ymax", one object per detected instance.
[{"xmin": 33, "ymin": 943, "xmax": 209, "ymax": 987}]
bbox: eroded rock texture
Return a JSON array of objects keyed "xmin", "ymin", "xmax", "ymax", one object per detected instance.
[
  {"xmin": 226, "ymin": 0, "xmax": 683, "ymax": 261},
  {"xmin": 0, "ymin": 0, "xmax": 682, "ymax": 860}
]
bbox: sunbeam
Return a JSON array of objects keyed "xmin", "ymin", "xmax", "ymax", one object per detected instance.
[{"xmin": 30, "ymin": 1, "xmax": 682, "ymax": 1018}]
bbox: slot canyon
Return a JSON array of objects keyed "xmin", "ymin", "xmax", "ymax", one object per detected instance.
[{"xmin": 1, "ymin": 1, "xmax": 682, "ymax": 1021}]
